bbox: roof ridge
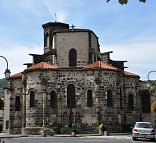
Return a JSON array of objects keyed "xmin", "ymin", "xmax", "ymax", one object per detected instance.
[
  {"xmin": 25, "ymin": 61, "xmax": 58, "ymax": 71},
  {"xmin": 84, "ymin": 60, "xmax": 119, "ymax": 71},
  {"xmin": 9, "ymin": 72, "xmax": 22, "ymax": 79},
  {"xmin": 124, "ymin": 70, "xmax": 140, "ymax": 78}
]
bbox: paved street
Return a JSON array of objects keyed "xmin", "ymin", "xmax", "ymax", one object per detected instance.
[{"xmin": 1, "ymin": 135, "xmax": 155, "ymax": 143}]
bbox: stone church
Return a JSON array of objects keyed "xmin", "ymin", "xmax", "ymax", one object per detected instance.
[{"xmin": 8, "ymin": 21, "xmax": 144, "ymax": 135}]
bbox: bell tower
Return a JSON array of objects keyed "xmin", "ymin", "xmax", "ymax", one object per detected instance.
[{"xmin": 42, "ymin": 22, "xmax": 69, "ymax": 53}]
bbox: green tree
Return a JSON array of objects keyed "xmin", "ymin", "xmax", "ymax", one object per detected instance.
[
  {"xmin": 107, "ymin": 0, "xmax": 146, "ymax": 5},
  {"xmin": 0, "ymin": 78, "xmax": 7, "ymax": 89}
]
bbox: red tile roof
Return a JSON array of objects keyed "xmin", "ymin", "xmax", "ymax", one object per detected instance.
[
  {"xmin": 10, "ymin": 62, "xmax": 59, "ymax": 79},
  {"xmin": 84, "ymin": 61, "xmax": 139, "ymax": 78},
  {"xmin": 25, "ymin": 62, "xmax": 59, "ymax": 71},
  {"xmin": 10, "ymin": 72, "xmax": 22, "ymax": 79},
  {"xmin": 124, "ymin": 71, "xmax": 140, "ymax": 78},
  {"xmin": 9, "ymin": 61, "xmax": 139, "ymax": 79},
  {"xmin": 25, "ymin": 62, "xmax": 58, "ymax": 71},
  {"xmin": 84, "ymin": 61, "xmax": 119, "ymax": 71}
]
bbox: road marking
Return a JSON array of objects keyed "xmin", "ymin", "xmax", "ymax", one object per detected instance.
[
  {"xmin": 81, "ymin": 139, "xmax": 108, "ymax": 142},
  {"xmin": 81, "ymin": 135, "xmax": 131, "ymax": 140}
]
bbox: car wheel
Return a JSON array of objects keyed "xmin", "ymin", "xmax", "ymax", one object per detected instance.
[
  {"xmin": 150, "ymin": 138, "xmax": 155, "ymax": 142},
  {"xmin": 132, "ymin": 137, "xmax": 137, "ymax": 141}
]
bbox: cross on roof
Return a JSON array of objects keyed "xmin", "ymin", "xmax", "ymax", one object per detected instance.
[
  {"xmin": 55, "ymin": 13, "xmax": 57, "ymax": 22},
  {"xmin": 71, "ymin": 24, "xmax": 75, "ymax": 30}
]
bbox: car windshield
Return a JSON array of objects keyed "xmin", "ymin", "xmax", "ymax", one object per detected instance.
[{"xmin": 135, "ymin": 123, "xmax": 152, "ymax": 128}]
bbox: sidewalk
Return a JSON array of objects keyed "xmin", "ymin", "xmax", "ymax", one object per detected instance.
[
  {"xmin": 0, "ymin": 132, "xmax": 131, "ymax": 138},
  {"xmin": 54, "ymin": 133, "xmax": 131, "ymax": 137},
  {"xmin": 0, "ymin": 133, "xmax": 21, "ymax": 138}
]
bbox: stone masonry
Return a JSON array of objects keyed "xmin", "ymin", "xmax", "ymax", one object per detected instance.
[{"xmin": 8, "ymin": 21, "xmax": 143, "ymax": 135}]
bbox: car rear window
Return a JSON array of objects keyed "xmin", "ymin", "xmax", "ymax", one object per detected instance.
[{"xmin": 135, "ymin": 123, "xmax": 152, "ymax": 128}]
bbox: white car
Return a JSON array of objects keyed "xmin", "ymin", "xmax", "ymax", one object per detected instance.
[{"xmin": 132, "ymin": 122, "xmax": 155, "ymax": 141}]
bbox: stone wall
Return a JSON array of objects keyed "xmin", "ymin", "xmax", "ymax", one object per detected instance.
[
  {"xmin": 56, "ymin": 32, "xmax": 99, "ymax": 67},
  {"xmin": 8, "ymin": 21, "xmax": 142, "ymax": 135},
  {"xmin": 9, "ymin": 68, "xmax": 140, "ymax": 134},
  {"xmin": 9, "ymin": 79, "xmax": 23, "ymax": 134}
]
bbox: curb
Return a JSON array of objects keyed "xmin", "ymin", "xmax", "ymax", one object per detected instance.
[{"xmin": 0, "ymin": 133, "xmax": 131, "ymax": 138}]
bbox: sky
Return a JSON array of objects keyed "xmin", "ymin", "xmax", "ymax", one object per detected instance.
[{"xmin": 0, "ymin": 0, "xmax": 156, "ymax": 80}]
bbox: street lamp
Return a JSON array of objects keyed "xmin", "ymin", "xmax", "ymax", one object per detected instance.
[
  {"xmin": 147, "ymin": 70, "xmax": 156, "ymax": 84},
  {"xmin": 0, "ymin": 56, "xmax": 11, "ymax": 79},
  {"xmin": 0, "ymin": 56, "xmax": 10, "ymax": 134},
  {"xmin": 147, "ymin": 70, "xmax": 156, "ymax": 92},
  {"xmin": 147, "ymin": 70, "xmax": 156, "ymax": 128}
]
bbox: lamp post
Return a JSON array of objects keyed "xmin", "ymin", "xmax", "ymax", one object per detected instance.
[
  {"xmin": 105, "ymin": 92, "xmax": 109, "ymax": 135},
  {"xmin": 147, "ymin": 70, "xmax": 156, "ymax": 84},
  {"xmin": 0, "ymin": 56, "xmax": 11, "ymax": 79},
  {"xmin": 0, "ymin": 56, "xmax": 10, "ymax": 134},
  {"xmin": 147, "ymin": 70, "xmax": 156, "ymax": 128}
]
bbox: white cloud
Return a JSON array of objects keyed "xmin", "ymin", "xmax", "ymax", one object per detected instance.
[
  {"xmin": 0, "ymin": 43, "xmax": 43, "ymax": 79},
  {"xmin": 0, "ymin": 0, "xmax": 156, "ymax": 81},
  {"xmin": 101, "ymin": 40, "xmax": 156, "ymax": 80},
  {"xmin": 1, "ymin": 39, "xmax": 155, "ymax": 80},
  {"xmin": 42, "ymin": 0, "xmax": 70, "ymax": 22},
  {"xmin": 102, "ymin": 40, "xmax": 156, "ymax": 62}
]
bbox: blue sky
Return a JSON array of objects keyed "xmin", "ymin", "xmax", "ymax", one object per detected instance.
[{"xmin": 0, "ymin": 0, "xmax": 156, "ymax": 80}]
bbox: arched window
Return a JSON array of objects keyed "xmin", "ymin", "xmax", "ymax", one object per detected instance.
[
  {"xmin": 128, "ymin": 94, "xmax": 134, "ymax": 110},
  {"xmin": 30, "ymin": 91, "xmax": 35, "ymax": 108},
  {"xmin": 69, "ymin": 49, "xmax": 77, "ymax": 67},
  {"xmin": 107, "ymin": 89, "xmax": 113, "ymax": 107},
  {"xmin": 67, "ymin": 84, "xmax": 75, "ymax": 108},
  {"xmin": 50, "ymin": 91, "xmax": 57, "ymax": 108},
  {"xmin": 15, "ymin": 96, "xmax": 20, "ymax": 111},
  {"xmin": 140, "ymin": 90, "xmax": 150, "ymax": 113},
  {"xmin": 87, "ymin": 90, "xmax": 93, "ymax": 107}
]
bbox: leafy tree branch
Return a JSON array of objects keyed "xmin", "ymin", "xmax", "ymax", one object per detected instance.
[{"xmin": 107, "ymin": 0, "xmax": 146, "ymax": 5}]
